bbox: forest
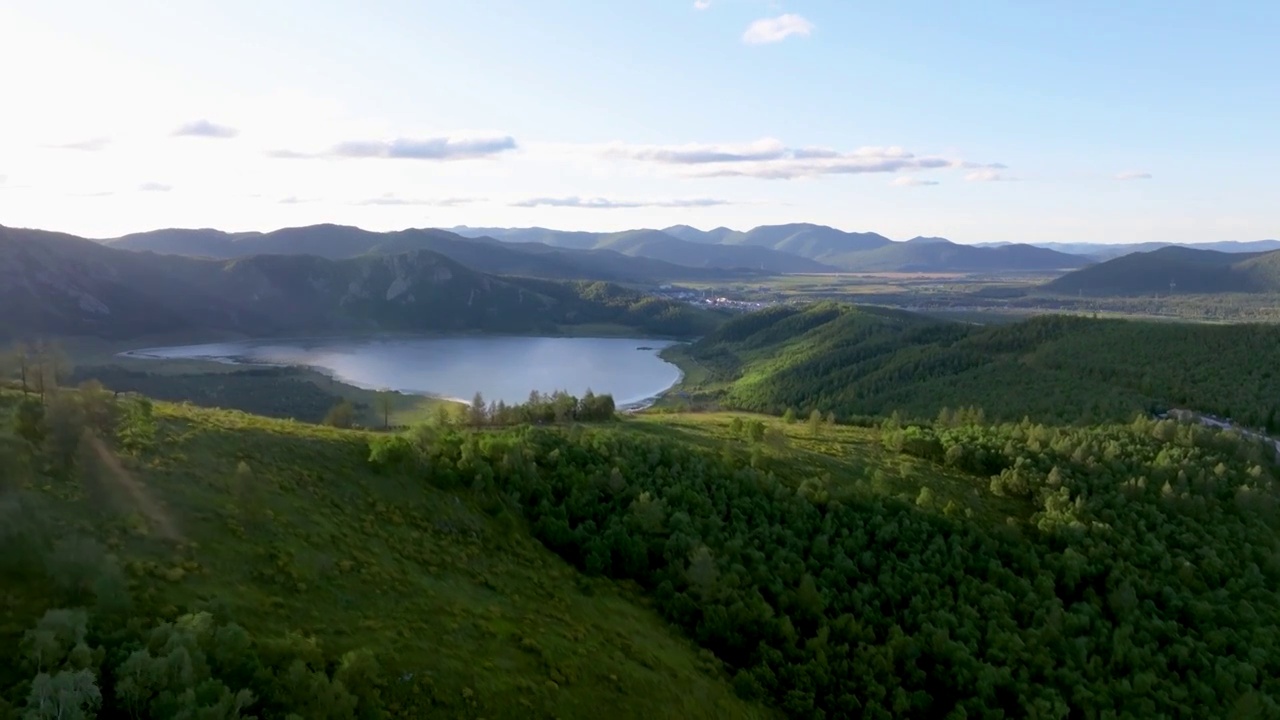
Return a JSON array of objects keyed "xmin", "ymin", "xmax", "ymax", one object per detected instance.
[
  {"xmin": 684, "ymin": 302, "xmax": 1280, "ymax": 428},
  {"xmin": 4, "ymin": 368, "xmax": 1280, "ymax": 717},
  {"xmin": 368, "ymin": 416, "xmax": 1280, "ymax": 718},
  {"xmin": 5, "ymin": 299, "xmax": 1280, "ymax": 717}
]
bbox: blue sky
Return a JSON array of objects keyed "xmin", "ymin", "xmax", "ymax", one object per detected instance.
[{"xmin": 0, "ymin": 0, "xmax": 1275, "ymax": 243}]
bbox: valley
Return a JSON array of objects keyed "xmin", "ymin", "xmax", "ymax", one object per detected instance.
[{"xmin": 7, "ymin": 198, "xmax": 1280, "ymax": 720}]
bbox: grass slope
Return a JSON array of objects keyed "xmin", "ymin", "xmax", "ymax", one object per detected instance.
[{"xmin": 0, "ymin": 391, "xmax": 770, "ymax": 719}]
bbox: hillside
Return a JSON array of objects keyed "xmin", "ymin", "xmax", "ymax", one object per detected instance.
[
  {"xmin": 106, "ymin": 225, "xmax": 726, "ymax": 284},
  {"xmin": 455, "ymin": 224, "xmax": 1088, "ymax": 273},
  {"xmin": 6, "ymin": 379, "xmax": 1280, "ymax": 717},
  {"xmin": 679, "ymin": 302, "xmax": 1280, "ymax": 428},
  {"xmin": 451, "ymin": 227, "xmax": 833, "ymax": 274},
  {"xmin": 0, "ymin": 225, "xmax": 716, "ymax": 340},
  {"xmin": 0, "ymin": 390, "xmax": 770, "ymax": 719},
  {"xmin": 1042, "ymin": 246, "xmax": 1280, "ymax": 296}
]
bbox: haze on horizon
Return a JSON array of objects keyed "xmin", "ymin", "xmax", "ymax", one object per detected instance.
[{"xmin": 0, "ymin": 0, "xmax": 1275, "ymax": 245}]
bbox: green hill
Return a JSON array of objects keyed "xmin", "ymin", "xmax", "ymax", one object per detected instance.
[
  {"xmin": 0, "ymin": 390, "xmax": 770, "ymax": 719},
  {"xmin": 680, "ymin": 302, "xmax": 1280, "ymax": 428},
  {"xmin": 1042, "ymin": 246, "xmax": 1280, "ymax": 296},
  {"xmin": 0, "ymin": 226, "xmax": 716, "ymax": 341},
  {"xmin": 6, "ymin": 379, "xmax": 1280, "ymax": 717},
  {"xmin": 105, "ymin": 225, "xmax": 727, "ymax": 284}
]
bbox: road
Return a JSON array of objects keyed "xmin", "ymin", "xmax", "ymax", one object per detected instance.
[{"xmin": 1165, "ymin": 408, "xmax": 1280, "ymax": 460}]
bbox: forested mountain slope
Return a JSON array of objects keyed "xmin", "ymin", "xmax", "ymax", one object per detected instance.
[
  {"xmin": 0, "ymin": 226, "xmax": 715, "ymax": 340},
  {"xmin": 684, "ymin": 302, "xmax": 1280, "ymax": 427},
  {"xmin": 1042, "ymin": 246, "xmax": 1280, "ymax": 295}
]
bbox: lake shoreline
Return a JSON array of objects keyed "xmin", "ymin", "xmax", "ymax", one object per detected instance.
[{"xmin": 117, "ymin": 335, "xmax": 687, "ymax": 410}]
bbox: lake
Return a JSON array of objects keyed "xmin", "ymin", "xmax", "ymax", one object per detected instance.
[{"xmin": 121, "ymin": 336, "xmax": 683, "ymax": 407}]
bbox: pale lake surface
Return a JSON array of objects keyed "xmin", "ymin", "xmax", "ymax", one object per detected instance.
[{"xmin": 122, "ymin": 336, "xmax": 683, "ymax": 407}]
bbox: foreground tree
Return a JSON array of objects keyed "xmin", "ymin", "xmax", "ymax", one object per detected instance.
[
  {"xmin": 376, "ymin": 390, "xmax": 394, "ymax": 429},
  {"xmin": 468, "ymin": 392, "xmax": 488, "ymax": 427},
  {"xmin": 25, "ymin": 669, "xmax": 102, "ymax": 720}
]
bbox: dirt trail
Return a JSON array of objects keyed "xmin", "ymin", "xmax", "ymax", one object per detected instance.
[{"xmin": 87, "ymin": 433, "xmax": 183, "ymax": 541}]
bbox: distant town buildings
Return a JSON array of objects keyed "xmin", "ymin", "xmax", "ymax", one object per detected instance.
[{"xmin": 649, "ymin": 285, "xmax": 777, "ymax": 313}]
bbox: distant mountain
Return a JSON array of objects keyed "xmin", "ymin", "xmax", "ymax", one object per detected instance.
[
  {"xmin": 456, "ymin": 224, "xmax": 1084, "ymax": 273},
  {"xmin": 105, "ymin": 225, "xmax": 733, "ymax": 283},
  {"xmin": 660, "ymin": 225, "xmax": 739, "ymax": 244},
  {"xmin": 450, "ymin": 226, "xmax": 833, "ymax": 273},
  {"xmin": 832, "ymin": 239, "xmax": 1088, "ymax": 273},
  {"xmin": 1042, "ymin": 246, "xmax": 1280, "ymax": 296},
  {"xmin": 725, "ymin": 223, "xmax": 894, "ymax": 262},
  {"xmin": 594, "ymin": 229, "xmax": 832, "ymax": 272},
  {"xmin": 982, "ymin": 239, "xmax": 1280, "ymax": 261},
  {"xmin": 0, "ymin": 225, "xmax": 717, "ymax": 340}
]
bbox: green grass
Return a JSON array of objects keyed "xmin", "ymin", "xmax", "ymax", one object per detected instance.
[{"xmin": 1, "ymin": 393, "xmax": 772, "ymax": 719}]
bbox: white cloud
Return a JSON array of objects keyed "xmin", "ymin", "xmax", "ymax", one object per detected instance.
[
  {"xmin": 173, "ymin": 120, "xmax": 239, "ymax": 139},
  {"xmin": 1115, "ymin": 171, "xmax": 1152, "ymax": 181},
  {"xmin": 48, "ymin": 137, "xmax": 111, "ymax": 152},
  {"xmin": 355, "ymin": 194, "xmax": 484, "ymax": 206},
  {"xmin": 964, "ymin": 169, "xmax": 1015, "ymax": 182},
  {"xmin": 742, "ymin": 14, "xmax": 814, "ymax": 45},
  {"xmin": 693, "ymin": 0, "xmax": 711, "ymax": 9},
  {"xmin": 138, "ymin": 182, "xmax": 173, "ymax": 192},
  {"xmin": 891, "ymin": 177, "xmax": 940, "ymax": 187},
  {"xmin": 510, "ymin": 196, "xmax": 734, "ymax": 209},
  {"xmin": 271, "ymin": 134, "xmax": 517, "ymax": 161},
  {"xmin": 604, "ymin": 137, "xmax": 997, "ymax": 180}
]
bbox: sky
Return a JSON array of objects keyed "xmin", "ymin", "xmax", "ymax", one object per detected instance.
[{"xmin": 0, "ymin": 0, "xmax": 1276, "ymax": 244}]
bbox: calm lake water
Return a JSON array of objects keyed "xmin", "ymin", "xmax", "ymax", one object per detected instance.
[{"xmin": 122, "ymin": 336, "xmax": 683, "ymax": 406}]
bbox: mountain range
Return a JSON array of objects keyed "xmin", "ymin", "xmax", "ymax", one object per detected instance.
[
  {"xmin": 0, "ymin": 225, "xmax": 715, "ymax": 341},
  {"xmin": 103, "ymin": 225, "xmax": 737, "ymax": 284},
  {"xmin": 1041, "ymin": 246, "xmax": 1280, "ymax": 296},
  {"xmin": 981, "ymin": 239, "xmax": 1280, "ymax": 261},
  {"xmin": 451, "ymin": 223, "xmax": 1089, "ymax": 273},
  {"xmin": 99, "ymin": 222, "xmax": 1280, "ymax": 276}
]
